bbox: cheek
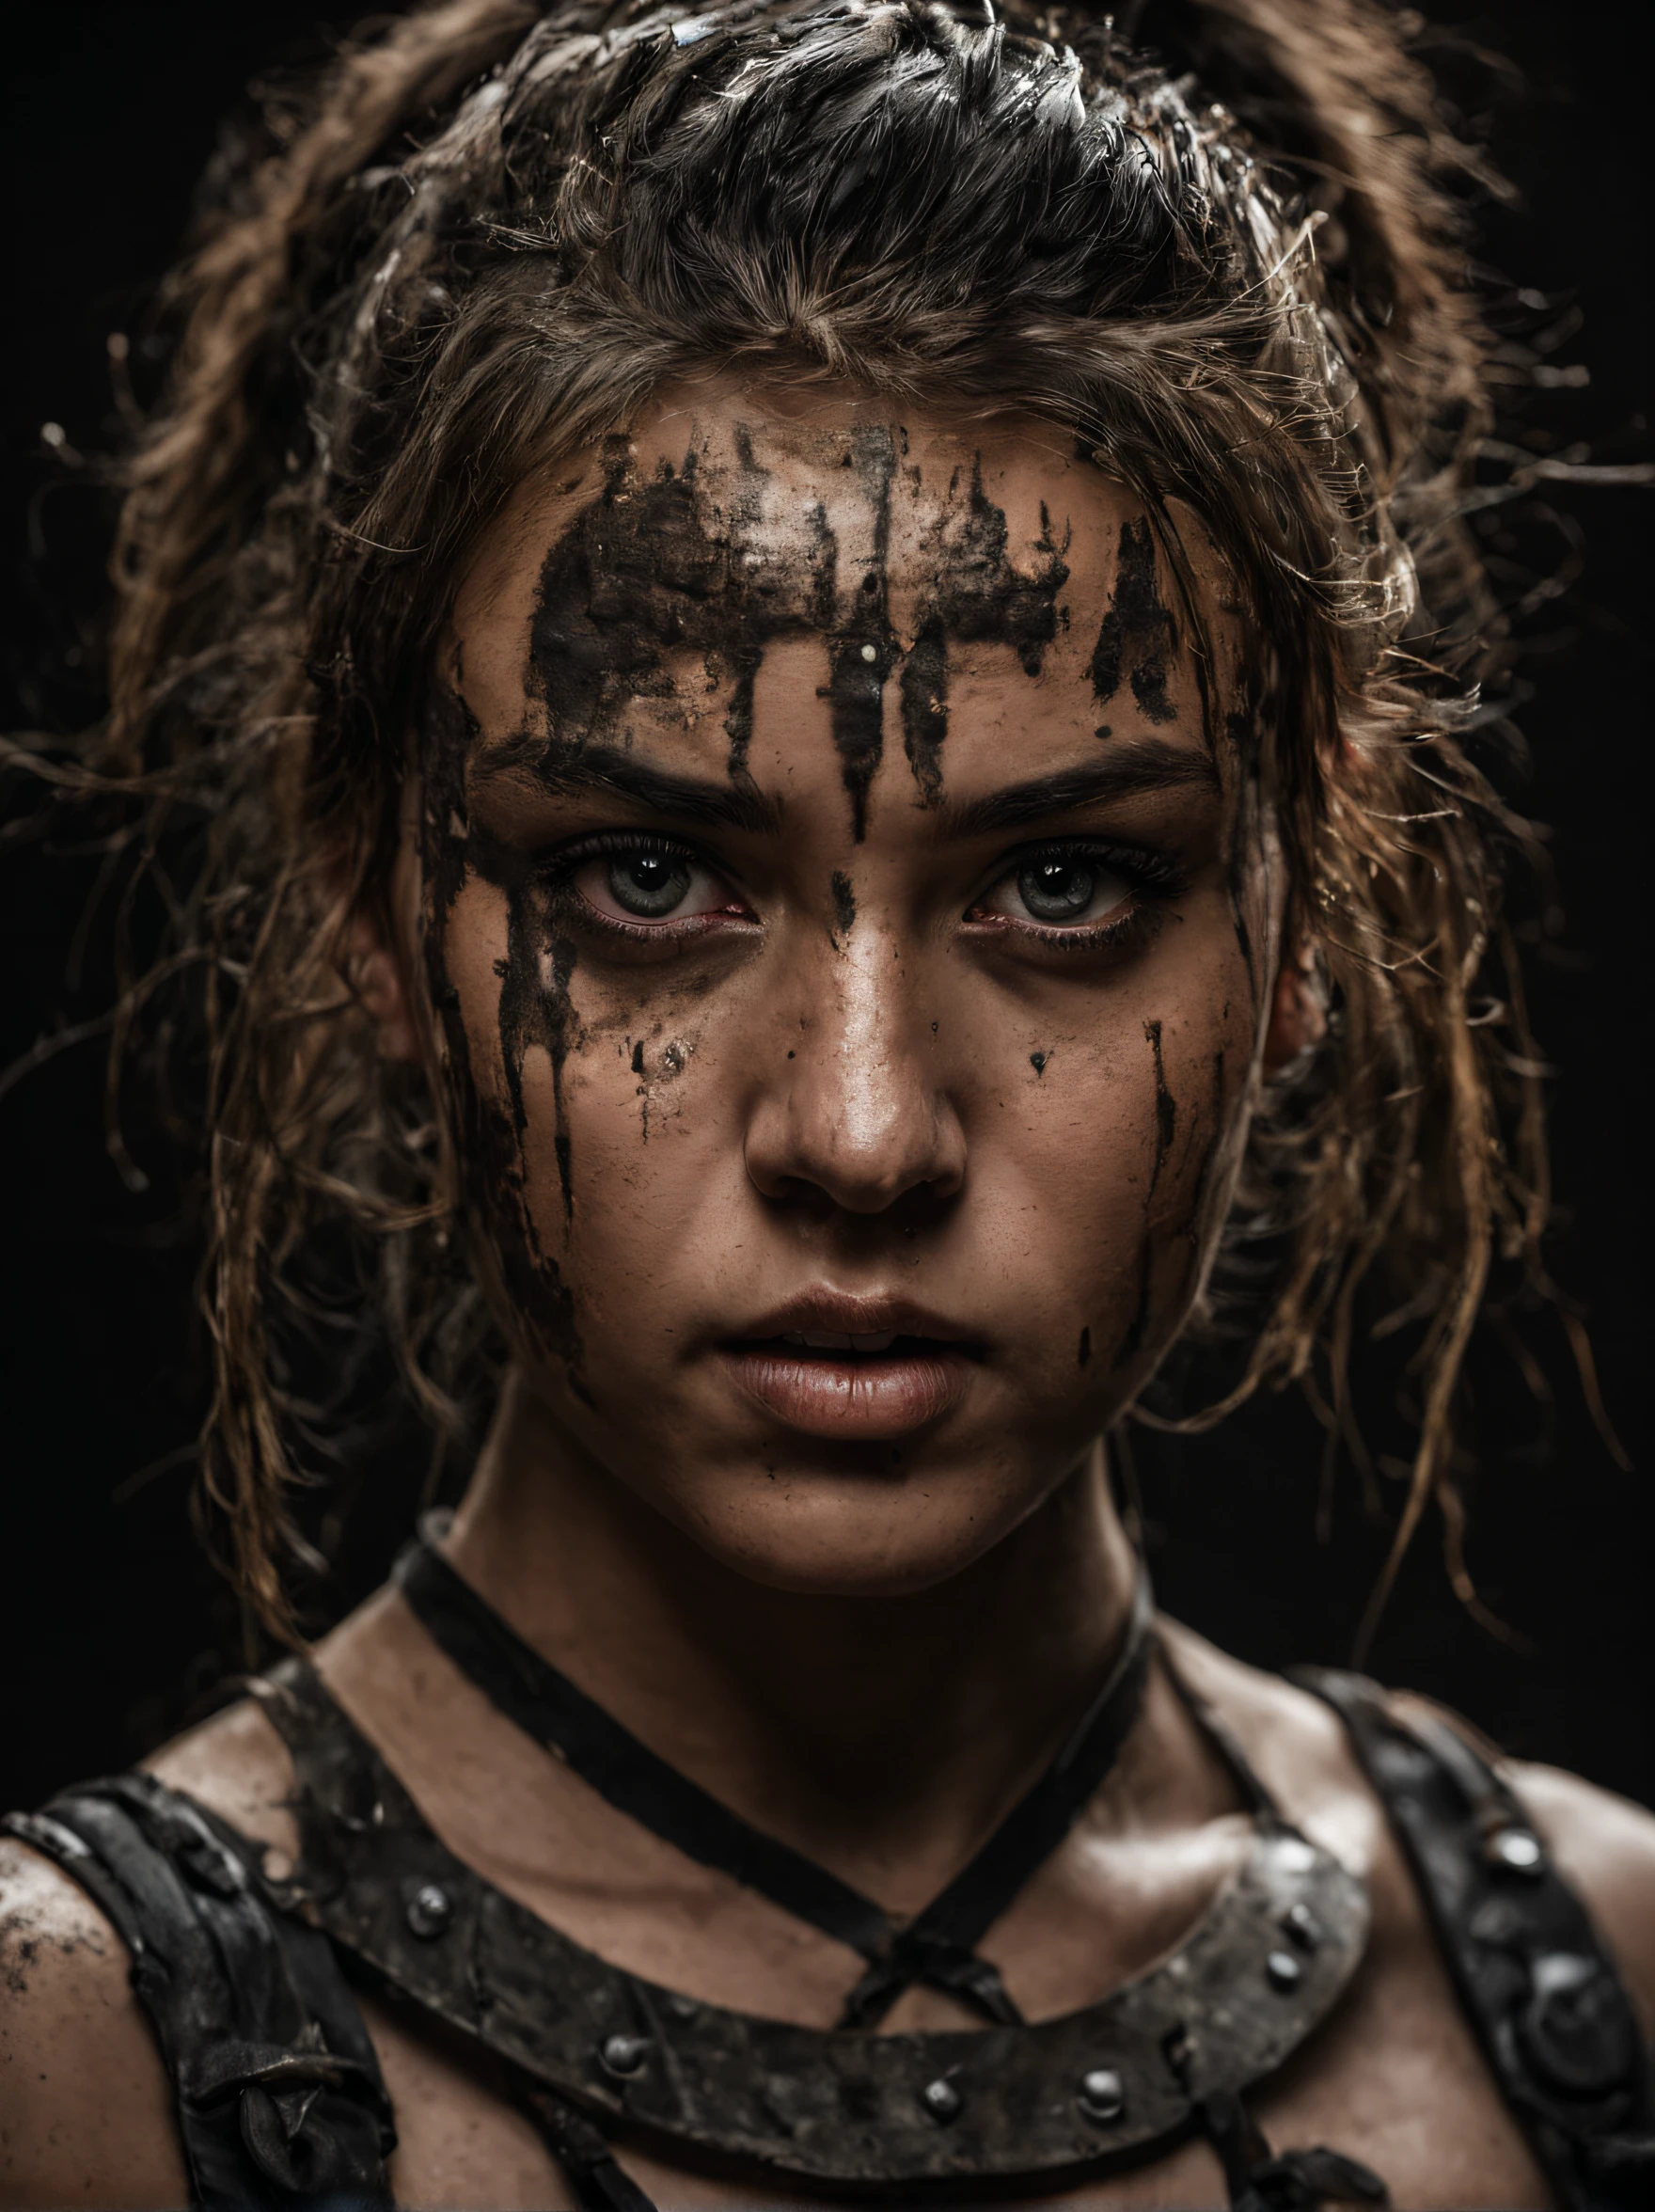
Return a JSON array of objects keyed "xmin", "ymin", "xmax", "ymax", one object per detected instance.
[{"xmin": 994, "ymin": 915, "xmax": 1253, "ymax": 1371}]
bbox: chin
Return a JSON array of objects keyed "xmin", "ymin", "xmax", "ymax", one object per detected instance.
[{"xmin": 654, "ymin": 1460, "xmax": 1046, "ymax": 1599}]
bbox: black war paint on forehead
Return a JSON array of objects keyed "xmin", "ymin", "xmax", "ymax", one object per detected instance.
[
  {"xmin": 900, "ymin": 464, "xmax": 1070, "ymax": 805},
  {"xmin": 1092, "ymin": 518, "xmax": 1178, "ymax": 729},
  {"xmin": 818, "ymin": 427, "xmax": 897, "ymax": 842},
  {"xmin": 527, "ymin": 428, "xmax": 1079, "ymax": 844}
]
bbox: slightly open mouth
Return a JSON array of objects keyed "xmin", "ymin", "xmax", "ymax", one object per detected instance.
[
  {"xmin": 718, "ymin": 1332, "xmax": 979, "ymax": 1438},
  {"xmin": 734, "ymin": 1331, "xmax": 983, "ymax": 1361}
]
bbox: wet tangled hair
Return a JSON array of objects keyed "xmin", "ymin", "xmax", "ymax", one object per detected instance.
[{"xmin": 62, "ymin": 0, "xmax": 1555, "ymax": 1640}]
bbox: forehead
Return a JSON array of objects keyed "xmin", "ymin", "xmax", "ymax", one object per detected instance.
[{"xmin": 449, "ymin": 382, "xmax": 1235, "ymax": 800}]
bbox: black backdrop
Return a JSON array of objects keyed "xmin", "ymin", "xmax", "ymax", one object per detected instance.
[{"xmin": 3, "ymin": 2, "xmax": 1651, "ymax": 1815}]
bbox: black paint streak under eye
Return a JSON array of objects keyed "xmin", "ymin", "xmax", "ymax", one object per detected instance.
[
  {"xmin": 1079, "ymin": 1326, "xmax": 1091, "ymax": 1367},
  {"xmin": 418, "ymin": 682, "xmax": 583, "ymax": 1368},
  {"xmin": 1030, "ymin": 1051, "xmax": 1048, "ymax": 1076},
  {"xmin": 543, "ymin": 937, "xmax": 581, "ymax": 1221},
  {"xmin": 901, "ymin": 466, "xmax": 1071, "ymax": 806},
  {"xmin": 1091, "ymin": 518, "xmax": 1178, "ymax": 726},
  {"xmin": 829, "ymin": 871, "xmax": 857, "ymax": 941},
  {"xmin": 630, "ymin": 1040, "xmax": 645, "ymax": 1075},
  {"xmin": 1144, "ymin": 1018, "xmax": 1176, "ymax": 1198}
]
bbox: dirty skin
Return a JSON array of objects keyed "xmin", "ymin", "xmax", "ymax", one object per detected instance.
[
  {"xmin": 421, "ymin": 423, "xmax": 1215, "ymax": 1403},
  {"xmin": 428, "ymin": 421, "xmax": 1093, "ymax": 1351},
  {"xmin": 527, "ymin": 429, "xmax": 1072, "ymax": 840},
  {"xmin": 418, "ymin": 682, "xmax": 583, "ymax": 1371},
  {"xmin": 1091, "ymin": 516, "xmax": 1179, "ymax": 729}
]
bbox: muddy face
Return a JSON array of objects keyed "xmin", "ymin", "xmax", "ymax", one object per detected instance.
[{"xmin": 417, "ymin": 381, "xmax": 1271, "ymax": 1595}]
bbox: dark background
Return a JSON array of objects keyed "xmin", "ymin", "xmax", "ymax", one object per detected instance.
[{"xmin": 2, "ymin": 3, "xmax": 1651, "ymax": 1814}]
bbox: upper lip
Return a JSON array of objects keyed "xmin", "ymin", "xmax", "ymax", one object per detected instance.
[{"xmin": 726, "ymin": 1290, "xmax": 979, "ymax": 1351}]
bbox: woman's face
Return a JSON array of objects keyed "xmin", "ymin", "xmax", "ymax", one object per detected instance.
[{"xmin": 415, "ymin": 383, "xmax": 1277, "ymax": 1594}]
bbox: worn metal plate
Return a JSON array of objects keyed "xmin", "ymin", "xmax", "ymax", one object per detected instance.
[{"xmin": 260, "ymin": 1658, "xmax": 1368, "ymax": 2188}]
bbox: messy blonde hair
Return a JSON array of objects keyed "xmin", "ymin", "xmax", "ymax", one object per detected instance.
[{"xmin": 72, "ymin": 0, "xmax": 1552, "ymax": 1641}]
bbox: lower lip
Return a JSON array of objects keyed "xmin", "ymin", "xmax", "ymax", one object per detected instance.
[{"xmin": 720, "ymin": 1345, "xmax": 975, "ymax": 1440}]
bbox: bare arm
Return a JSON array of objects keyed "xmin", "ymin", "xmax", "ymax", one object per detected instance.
[{"xmin": 0, "ymin": 1839, "xmax": 188, "ymax": 2210}]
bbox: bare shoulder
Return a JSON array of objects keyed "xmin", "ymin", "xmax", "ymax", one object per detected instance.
[
  {"xmin": 0, "ymin": 1834, "xmax": 184, "ymax": 2208},
  {"xmin": 144, "ymin": 1684, "xmax": 302, "ymax": 1864},
  {"xmin": 1153, "ymin": 1617, "xmax": 1392, "ymax": 1872},
  {"xmin": 0, "ymin": 1696, "xmax": 297, "ymax": 2209},
  {"xmin": 1508, "ymin": 1757, "xmax": 1655, "ymax": 2039}
]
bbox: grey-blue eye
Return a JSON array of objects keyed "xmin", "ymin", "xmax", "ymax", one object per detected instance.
[
  {"xmin": 607, "ymin": 850, "xmax": 693, "ymax": 918},
  {"xmin": 1009, "ymin": 853, "xmax": 1131, "ymax": 926}
]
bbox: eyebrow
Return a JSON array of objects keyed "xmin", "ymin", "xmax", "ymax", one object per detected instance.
[
  {"xmin": 471, "ymin": 742, "xmax": 783, "ymax": 835},
  {"xmin": 937, "ymin": 738, "xmax": 1221, "ymax": 840}
]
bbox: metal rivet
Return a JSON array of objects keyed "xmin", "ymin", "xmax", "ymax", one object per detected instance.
[
  {"xmin": 405, "ymin": 1883, "xmax": 452, "ymax": 1938},
  {"xmin": 1283, "ymin": 1901, "xmax": 1321, "ymax": 1952},
  {"xmin": 859, "ymin": 641, "xmax": 878, "ymax": 662},
  {"xmin": 1267, "ymin": 1949, "xmax": 1302, "ymax": 1992},
  {"xmin": 1077, "ymin": 2067, "xmax": 1126, "ymax": 2124},
  {"xmin": 920, "ymin": 2077, "xmax": 962, "ymax": 2122},
  {"xmin": 599, "ymin": 2033, "xmax": 651, "ymax": 2078},
  {"xmin": 1489, "ymin": 1827, "xmax": 1544, "ymax": 1875}
]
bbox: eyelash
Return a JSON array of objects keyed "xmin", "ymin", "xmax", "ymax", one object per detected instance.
[
  {"xmin": 967, "ymin": 839, "xmax": 1187, "ymax": 952},
  {"xmin": 536, "ymin": 830, "xmax": 745, "ymax": 942},
  {"xmin": 536, "ymin": 832, "xmax": 1185, "ymax": 949}
]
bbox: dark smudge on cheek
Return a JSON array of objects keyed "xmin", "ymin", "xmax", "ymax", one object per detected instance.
[
  {"xmin": 1091, "ymin": 518, "xmax": 1178, "ymax": 728},
  {"xmin": 829, "ymin": 870, "xmax": 857, "ymax": 942},
  {"xmin": 1117, "ymin": 1019, "xmax": 1181, "ymax": 1366},
  {"xmin": 1118, "ymin": 1240, "xmax": 1155, "ymax": 1363},
  {"xmin": 1143, "ymin": 1018, "xmax": 1176, "ymax": 1198}
]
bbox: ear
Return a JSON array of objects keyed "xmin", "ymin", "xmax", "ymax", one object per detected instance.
[
  {"xmin": 1261, "ymin": 938, "xmax": 1327, "ymax": 1074},
  {"xmin": 343, "ymin": 902, "xmax": 422, "ymax": 1064}
]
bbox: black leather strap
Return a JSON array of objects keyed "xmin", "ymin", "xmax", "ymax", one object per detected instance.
[
  {"xmin": 257, "ymin": 1652, "xmax": 1371, "ymax": 2192},
  {"xmin": 1296, "ymin": 1667, "xmax": 1655, "ymax": 2212},
  {"xmin": 395, "ymin": 1522, "xmax": 1155, "ymax": 2029},
  {"xmin": 6, "ymin": 1775, "xmax": 394, "ymax": 2210}
]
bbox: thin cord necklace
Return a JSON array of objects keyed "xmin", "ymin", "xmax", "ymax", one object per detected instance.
[{"xmin": 393, "ymin": 1515, "xmax": 1155, "ymax": 2029}]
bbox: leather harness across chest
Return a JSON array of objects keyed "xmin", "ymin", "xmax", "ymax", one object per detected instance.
[{"xmin": 9, "ymin": 1535, "xmax": 1653, "ymax": 2211}]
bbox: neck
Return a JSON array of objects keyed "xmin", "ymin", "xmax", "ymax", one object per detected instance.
[{"xmin": 444, "ymin": 1372, "xmax": 1142, "ymax": 1897}]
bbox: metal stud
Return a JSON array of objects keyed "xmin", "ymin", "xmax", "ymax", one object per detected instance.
[
  {"xmin": 1267, "ymin": 1949, "xmax": 1302, "ymax": 1992},
  {"xmin": 599, "ymin": 2033, "xmax": 651, "ymax": 2078},
  {"xmin": 1283, "ymin": 1901, "xmax": 1322, "ymax": 1952},
  {"xmin": 920, "ymin": 2077, "xmax": 962, "ymax": 2123},
  {"xmin": 1077, "ymin": 2067, "xmax": 1127, "ymax": 2125},
  {"xmin": 405, "ymin": 1883, "xmax": 453, "ymax": 1938},
  {"xmin": 1488, "ymin": 1826, "xmax": 1544, "ymax": 1876}
]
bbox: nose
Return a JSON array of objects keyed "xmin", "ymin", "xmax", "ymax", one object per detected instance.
[{"xmin": 744, "ymin": 931, "xmax": 967, "ymax": 1216}]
